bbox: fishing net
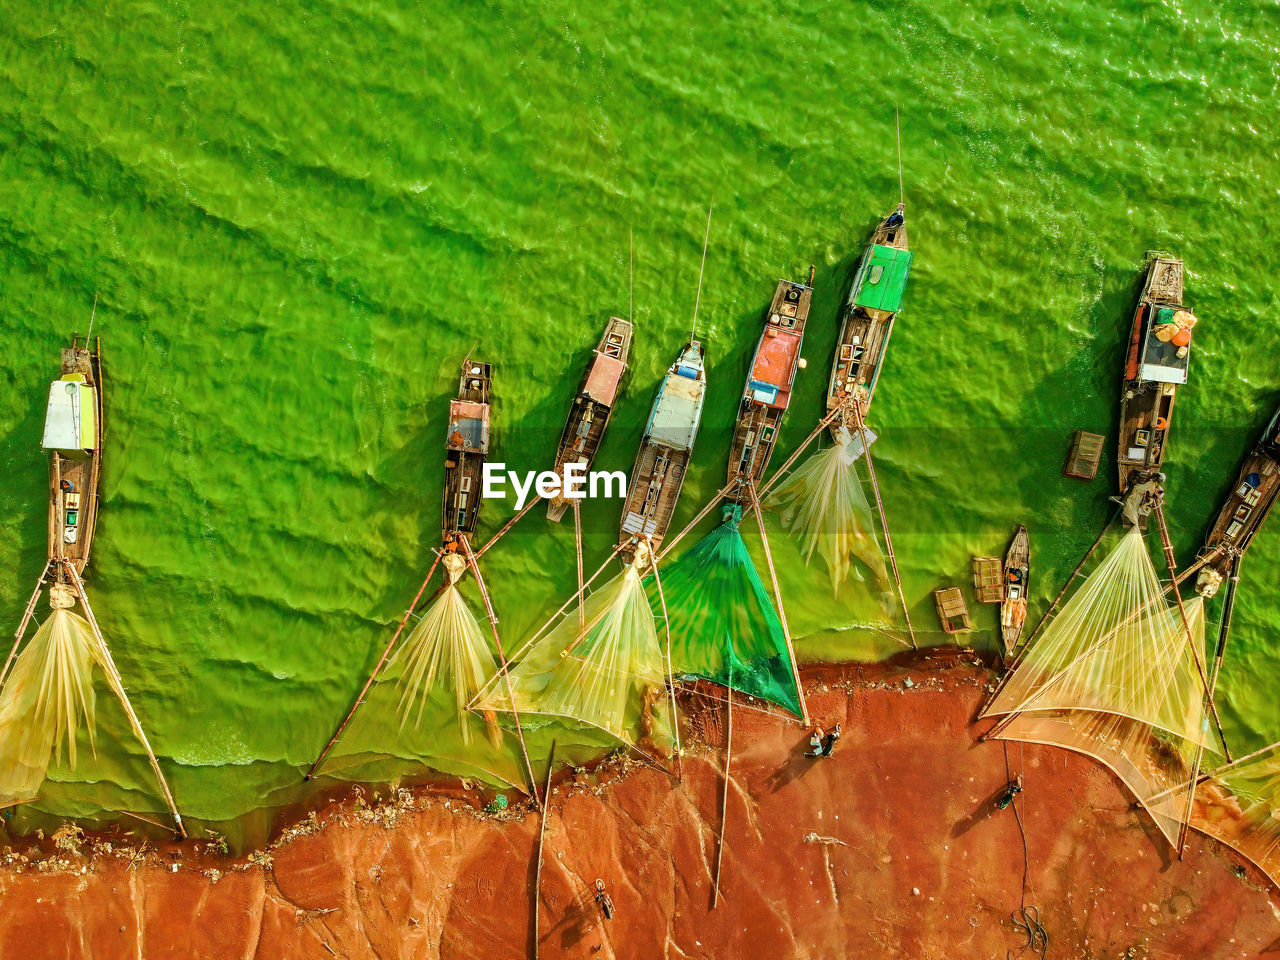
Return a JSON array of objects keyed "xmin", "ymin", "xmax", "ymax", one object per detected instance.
[
  {"xmin": 766, "ymin": 425, "xmax": 887, "ymax": 593},
  {"xmin": 390, "ymin": 558, "xmax": 501, "ymax": 748},
  {"xmin": 1181, "ymin": 745, "xmax": 1280, "ymax": 887},
  {"xmin": 474, "ymin": 558, "xmax": 673, "ymax": 752},
  {"xmin": 652, "ymin": 504, "xmax": 802, "ymax": 717},
  {"xmin": 985, "ymin": 525, "xmax": 1219, "ymax": 847},
  {"xmin": 0, "ymin": 585, "xmax": 106, "ymax": 805},
  {"xmin": 315, "ymin": 555, "xmax": 527, "ymax": 788},
  {"xmin": 984, "ymin": 527, "xmax": 1213, "ymax": 747}
]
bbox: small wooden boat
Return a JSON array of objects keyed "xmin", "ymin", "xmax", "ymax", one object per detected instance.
[
  {"xmin": 443, "ymin": 357, "xmax": 491, "ymax": 543},
  {"xmin": 1195, "ymin": 404, "xmax": 1280, "ymax": 597},
  {"xmin": 619, "ymin": 341, "xmax": 706, "ymax": 558},
  {"xmin": 729, "ymin": 274, "xmax": 811, "ymax": 489},
  {"xmin": 1000, "ymin": 525, "xmax": 1030, "ymax": 655},
  {"xmin": 934, "ymin": 587, "xmax": 972, "ymax": 634},
  {"xmin": 1118, "ymin": 256, "xmax": 1194, "ymax": 495},
  {"xmin": 547, "ymin": 318, "xmax": 633, "ymax": 522},
  {"xmin": 827, "ymin": 203, "xmax": 911, "ymax": 429},
  {"xmin": 972, "ymin": 557, "xmax": 1005, "ymax": 603},
  {"xmin": 44, "ymin": 335, "xmax": 104, "ymax": 576},
  {"xmin": 1063, "ymin": 430, "xmax": 1105, "ymax": 480}
]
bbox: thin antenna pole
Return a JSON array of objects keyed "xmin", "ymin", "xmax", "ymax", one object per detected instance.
[
  {"xmin": 691, "ymin": 205, "xmax": 713, "ymax": 342},
  {"xmin": 895, "ymin": 109, "xmax": 904, "ymax": 208},
  {"xmin": 86, "ymin": 293, "xmax": 99, "ymax": 343},
  {"xmin": 629, "ymin": 227, "xmax": 635, "ymax": 327}
]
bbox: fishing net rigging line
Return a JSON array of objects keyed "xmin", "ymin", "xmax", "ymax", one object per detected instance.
[{"xmin": 1002, "ymin": 741, "xmax": 1048, "ymax": 959}]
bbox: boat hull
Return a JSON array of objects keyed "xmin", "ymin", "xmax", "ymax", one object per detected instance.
[{"xmin": 47, "ymin": 337, "xmax": 103, "ymax": 579}]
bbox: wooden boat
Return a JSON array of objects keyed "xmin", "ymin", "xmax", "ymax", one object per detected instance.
[
  {"xmin": 547, "ymin": 318, "xmax": 633, "ymax": 522},
  {"xmin": 1117, "ymin": 256, "xmax": 1194, "ymax": 495},
  {"xmin": 1063, "ymin": 430, "xmax": 1105, "ymax": 480},
  {"xmin": 1000, "ymin": 525, "xmax": 1030, "ymax": 655},
  {"xmin": 827, "ymin": 203, "xmax": 911, "ymax": 429},
  {"xmin": 972, "ymin": 557, "xmax": 1005, "ymax": 603},
  {"xmin": 934, "ymin": 587, "xmax": 972, "ymax": 634},
  {"xmin": 728, "ymin": 275, "xmax": 811, "ymax": 489},
  {"xmin": 44, "ymin": 335, "xmax": 104, "ymax": 577},
  {"xmin": 443, "ymin": 357, "xmax": 491, "ymax": 543},
  {"xmin": 1195, "ymin": 404, "xmax": 1280, "ymax": 597},
  {"xmin": 619, "ymin": 341, "xmax": 706, "ymax": 559}
]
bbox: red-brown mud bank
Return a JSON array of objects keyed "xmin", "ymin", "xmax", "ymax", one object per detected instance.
[{"xmin": 2, "ymin": 652, "xmax": 1277, "ymax": 959}]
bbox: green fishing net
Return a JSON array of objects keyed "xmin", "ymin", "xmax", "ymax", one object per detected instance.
[
  {"xmin": 650, "ymin": 504, "xmax": 802, "ymax": 717},
  {"xmin": 474, "ymin": 559, "xmax": 673, "ymax": 754}
]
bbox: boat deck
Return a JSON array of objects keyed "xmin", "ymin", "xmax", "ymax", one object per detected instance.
[
  {"xmin": 729, "ymin": 278, "xmax": 810, "ymax": 486},
  {"xmin": 47, "ymin": 339, "xmax": 103, "ymax": 576},
  {"xmin": 620, "ymin": 445, "xmax": 690, "ymax": 545},
  {"xmin": 1001, "ymin": 525, "xmax": 1030, "ymax": 654},
  {"xmin": 444, "ymin": 359, "xmax": 491, "ymax": 540},
  {"xmin": 1196, "ymin": 407, "xmax": 1280, "ymax": 592},
  {"xmin": 548, "ymin": 318, "xmax": 633, "ymax": 522},
  {"xmin": 935, "ymin": 587, "xmax": 972, "ymax": 634},
  {"xmin": 1118, "ymin": 256, "xmax": 1187, "ymax": 494},
  {"xmin": 828, "ymin": 206, "xmax": 910, "ymax": 427}
]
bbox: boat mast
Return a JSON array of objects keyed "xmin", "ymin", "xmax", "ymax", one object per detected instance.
[
  {"xmin": 690, "ymin": 205, "xmax": 712, "ymax": 343},
  {"xmin": 895, "ymin": 108, "xmax": 905, "ymax": 208}
]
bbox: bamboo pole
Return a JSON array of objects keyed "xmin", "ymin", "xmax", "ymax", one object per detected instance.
[
  {"xmin": 573, "ymin": 502, "xmax": 585, "ymax": 635},
  {"xmin": 1207, "ymin": 554, "xmax": 1241, "ymax": 703},
  {"xmin": 646, "ymin": 543, "xmax": 683, "ymax": 780},
  {"xmin": 748, "ymin": 480, "xmax": 809, "ymax": 724},
  {"xmin": 851, "ymin": 406, "xmax": 916, "ymax": 649},
  {"xmin": 711, "ymin": 666, "xmax": 733, "ymax": 910},
  {"xmin": 2, "ymin": 562, "xmax": 53, "ymax": 692},
  {"xmin": 462, "ymin": 537, "xmax": 541, "ymax": 807},
  {"xmin": 64, "ymin": 562, "xmax": 185, "ymax": 839},
  {"xmin": 307, "ymin": 551, "xmax": 443, "ymax": 779},
  {"xmin": 1154, "ymin": 504, "xmax": 1229, "ymax": 760},
  {"xmin": 754, "ymin": 402, "xmax": 849, "ymax": 503},
  {"xmin": 476, "ymin": 496, "xmax": 542, "ymax": 560},
  {"xmin": 1153, "ymin": 506, "xmax": 1228, "ymax": 858},
  {"xmin": 532, "ymin": 740, "xmax": 556, "ymax": 960},
  {"xmin": 474, "ymin": 540, "xmax": 629, "ymax": 692}
]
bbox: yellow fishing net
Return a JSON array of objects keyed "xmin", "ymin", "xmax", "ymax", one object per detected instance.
[
  {"xmin": 985, "ymin": 527, "xmax": 1212, "ymax": 747},
  {"xmin": 0, "ymin": 584, "xmax": 108, "ymax": 805},
  {"xmin": 766, "ymin": 425, "xmax": 887, "ymax": 593},
  {"xmin": 315, "ymin": 554, "xmax": 525, "ymax": 788},
  {"xmin": 474, "ymin": 559, "xmax": 672, "ymax": 752},
  {"xmin": 1182, "ymin": 745, "xmax": 1280, "ymax": 887},
  {"xmin": 986, "ymin": 526, "xmax": 1219, "ymax": 847},
  {"xmin": 390, "ymin": 559, "xmax": 501, "ymax": 748}
]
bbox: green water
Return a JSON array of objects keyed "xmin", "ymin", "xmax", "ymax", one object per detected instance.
[{"xmin": 1, "ymin": 1, "xmax": 1278, "ymax": 829}]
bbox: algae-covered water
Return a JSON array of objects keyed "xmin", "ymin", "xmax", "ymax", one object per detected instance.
[{"xmin": 1, "ymin": 1, "xmax": 1278, "ymax": 829}]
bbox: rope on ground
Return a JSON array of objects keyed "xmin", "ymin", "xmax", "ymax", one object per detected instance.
[{"xmin": 1003, "ymin": 742, "xmax": 1048, "ymax": 959}]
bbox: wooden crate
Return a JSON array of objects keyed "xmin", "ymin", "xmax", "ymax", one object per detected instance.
[
  {"xmin": 1064, "ymin": 430, "xmax": 1105, "ymax": 480},
  {"xmin": 972, "ymin": 557, "xmax": 1005, "ymax": 603},
  {"xmin": 934, "ymin": 587, "xmax": 973, "ymax": 634}
]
